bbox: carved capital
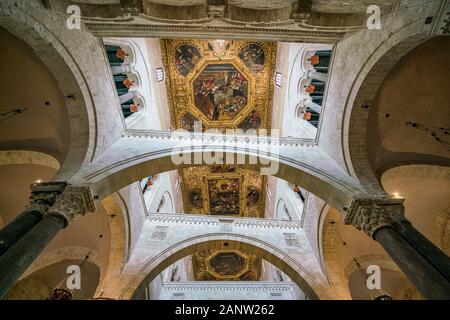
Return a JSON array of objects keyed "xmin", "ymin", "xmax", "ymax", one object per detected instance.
[
  {"xmin": 47, "ymin": 186, "xmax": 96, "ymax": 226},
  {"xmin": 24, "ymin": 182, "xmax": 68, "ymax": 216},
  {"xmin": 344, "ymin": 198, "xmax": 405, "ymax": 238}
]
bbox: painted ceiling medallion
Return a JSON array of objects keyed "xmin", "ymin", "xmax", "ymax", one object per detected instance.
[
  {"xmin": 193, "ymin": 249, "xmax": 261, "ymax": 281},
  {"xmin": 193, "ymin": 63, "xmax": 249, "ymax": 121},
  {"xmin": 206, "ymin": 251, "xmax": 249, "ymax": 279},
  {"xmin": 174, "ymin": 43, "xmax": 201, "ymax": 76},
  {"xmin": 238, "ymin": 43, "xmax": 265, "ymax": 73}
]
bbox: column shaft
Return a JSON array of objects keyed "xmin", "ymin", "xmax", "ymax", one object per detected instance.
[
  {"xmin": 111, "ymin": 65, "xmax": 128, "ymax": 75},
  {"xmin": 0, "ymin": 210, "xmax": 43, "ymax": 257},
  {"xmin": 374, "ymin": 227, "xmax": 450, "ymax": 300},
  {"xmin": 0, "ymin": 214, "xmax": 65, "ymax": 298},
  {"xmin": 397, "ymin": 221, "xmax": 450, "ymax": 281},
  {"xmin": 311, "ymin": 71, "xmax": 327, "ymax": 82},
  {"xmin": 308, "ymin": 101, "xmax": 322, "ymax": 114},
  {"xmin": 119, "ymin": 91, "xmax": 136, "ymax": 104}
]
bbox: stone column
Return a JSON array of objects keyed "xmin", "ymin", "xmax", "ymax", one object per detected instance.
[
  {"xmin": 119, "ymin": 90, "xmax": 137, "ymax": 104},
  {"xmin": 307, "ymin": 101, "xmax": 322, "ymax": 114},
  {"xmin": 311, "ymin": 71, "xmax": 327, "ymax": 82},
  {"xmin": 344, "ymin": 198, "xmax": 450, "ymax": 300},
  {"xmin": 0, "ymin": 182, "xmax": 67, "ymax": 257},
  {"xmin": 395, "ymin": 219, "xmax": 450, "ymax": 282},
  {"xmin": 111, "ymin": 64, "xmax": 130, "ymax": 75},
  {"xmin": 0, "ymin": 185, "xmax": 95, "ymax": 299}
]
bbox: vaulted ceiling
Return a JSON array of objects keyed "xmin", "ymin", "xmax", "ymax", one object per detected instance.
[{"xmin": 162, "ymin": 38, "xmax": 278, "ymax": 281}]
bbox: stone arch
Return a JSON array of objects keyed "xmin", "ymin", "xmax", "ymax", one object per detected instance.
[
  {"xmin": 8, "ymin": 254, "xmax": 102, "ymax": 300},
  {"xmin": 20, "ymin": 246, "xmax": 103, "ymax": 281},
  {"xmin": 381, "ymin": 164, "xmax": 450, "ymax": 247},
  {"xmin": 0, "ymin": 3, "xmax": 95, "ymax": 180},
  {"xmin": 75, "ymin": 143, "xmax": 363, "ymax": 213},
  {"xmin": 344, "ymin": 253, "xmax": 399, "ymax": 278},
  {"xmin": 276, "ymin": 198, "xmax": 290, "ymax": 220},
  {"xmin": 94, "ymin": 194, "xmax": 130, "ymax": 296},
  {"xmin": 343, "ymin": 28, "xmax": 435, "ymax": 194},
  {"xmin": 117, "ymin": 235, "xmax": 330, "ymax": 300},
  {"xmin": 124, "ymin": 71, "xmax": 141, "ymax": 91},
  {"xmin": 103, "ymin": 40, "xmax": 136, "ymax": 65},
  {"xmin": 159, "ymin": 191, "xmax": 174, "ymax": 214},
  {"xmin": 0, "ymin": 150, "xmax": 60, "ymax": 170},
  {"xmin": 344, "ymin": 253, "xmax": 422, "ymax": 300},
  {"xmin": 320, "ymin": 208, "xmax": 351, "ymax": 299}
]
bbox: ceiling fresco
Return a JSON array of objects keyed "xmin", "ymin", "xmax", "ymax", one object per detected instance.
[
  {"xmin": 193, "ymin": 63, "xmax": 249, "ymax": 121},
  {"xmin": 162, "ymin": 39, "xmax": 277, "ymax": 281},
  {"xmin": 180, "ymin": 166, "xmax": 265, "ymax": 218},
  {"xmin": 161, "ymin": 39, "xmax": 276, "ymax": 131},
  {"xmin": 193, "ymin": 249, "xmax": 260, "ymax": 281}
]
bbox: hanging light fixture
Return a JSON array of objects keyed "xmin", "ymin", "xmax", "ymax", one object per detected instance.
[
  {"xmin": 374, "ymin": 292, "xmax": 393, "ymax": 300},
  {"xmin": 46, "ymin": 253, "xmax": 91, "ymax": 300}
]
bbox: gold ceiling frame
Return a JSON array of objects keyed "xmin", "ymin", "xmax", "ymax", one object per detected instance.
[
  {"xmin": 204, "ymin": 173, "xmax": 244, "ymax": 216},
  {"xmin": 205, "ymin": 250, "xmax": 250, "ymax": 280},
  {"xmin": 161, "ymin": 39, "xmax": 277, "ymax": 132},
  {"xmin": 185, "ymin": 57, "xmax": 256, "ymax": 129}
]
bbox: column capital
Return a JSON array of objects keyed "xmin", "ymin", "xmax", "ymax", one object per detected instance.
[
  {"xmin": 46, "ymin": 185, "xmax": 96, "ymax": 226},
  {"xmin": 344, "ymin": 198, "xmax": 405, "ymax": 238},
  {"xmin": 24, "ymin": 182, "xmax": 68, "ymax": 215}
]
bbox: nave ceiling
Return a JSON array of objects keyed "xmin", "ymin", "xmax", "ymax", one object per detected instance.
[{"xmin": 162, "ymin": 38, "xmax": 277, "ymax": 281}]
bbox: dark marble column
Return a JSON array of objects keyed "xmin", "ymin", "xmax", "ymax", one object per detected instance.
[
  {"xmin": 0, "ymin": 182, "xmax": 67, "ymax": 257},
  {"xmin": 374, "ymin": 227, "xmax": 450, "ymax": 299},
  {"xmin": 395, "ymin": 219, "xmax": 450, "ymax": 282},
  {"xmin": 0, "ymin": 185, "xmax": 95, "ymax": 299},
  {"xmin": 0, "ymin": 213, "xmax": 66, "ymax": 298},
  {"xmin": 345, "ymin": 198, "xmax": 450, "ymax": 300}
]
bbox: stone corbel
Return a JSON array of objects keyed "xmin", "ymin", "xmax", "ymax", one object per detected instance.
[
  {"xmin": 46, "ymin": 185, "xmax": 96, "ymax": 226},
  {"xmin": 343, "ymin": 198, "xmax": 405, "ymax": 238}
]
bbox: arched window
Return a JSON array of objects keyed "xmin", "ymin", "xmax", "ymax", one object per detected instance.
[
  {"xmin": 104, "ymin": 43, "xmax": 144, "ymax": 120},
  {"xmin": 140, "ymin": 175, "xmax": 159, "ymax": 194}
]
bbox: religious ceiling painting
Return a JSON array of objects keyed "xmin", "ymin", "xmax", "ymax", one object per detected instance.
[
  {"xmin": 162, "ymin": 39, "xmax": 275, "ymax": 282},
  {"xmin": 180, "ymin": 165, "xmax": 264, "ymax": 281},
  {"xmin": 179, "ymin": 166, "xmax": 264, "ymax": 218},
  {"xmin": 181, "ymin": 112, "xmax": 203, "ymax": 132},
  {"xmin": 192, "ymin": 249, "xmax": 260, "ymax": 281},
  {"xmin": 161, "ymin": 39, "xmax": 276, "ymax": 131},
  {"xmin": 208, "ymin": 177, "xmax": 241, "ymax": 215},
  {"xmin": 193, "ymin": 63, "xmax": 248, "ymax": 121},
  {"xmin": 238, "ymin": 110, "xmax": 262, "ymax": 131},
  {"xmin": 238, "ymin": 43, "xmax": 265, "ymax": 73},
  {"xmin": 174, "ymin": 43, "xmax": 202, "ymax": 76}
]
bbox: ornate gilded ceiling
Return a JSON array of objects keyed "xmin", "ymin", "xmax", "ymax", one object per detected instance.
[
  {"xmin": 161, "ymin": 39, "xmax": 276, "ymax": 131},
  {"xmin": 193, "ymin": 250, "xmax": 260, "ymax": 281},
  {"xmin": 162, "ymin": 39, "xmax": 277, "ymax": 281}
]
